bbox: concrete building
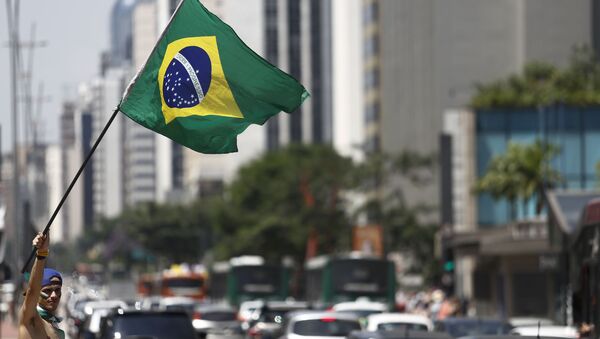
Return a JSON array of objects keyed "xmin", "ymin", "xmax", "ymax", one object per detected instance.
[
  {"xmin": 373, "ymin": 0, "xmax": 591, "ymax": 216},
  {"xmin": 264, "ymin": 0, "xmax": 333, "ymax": 150},
  {"xmin": 59, "ymin": 102, "xmax": 85, "ymax": 242}
]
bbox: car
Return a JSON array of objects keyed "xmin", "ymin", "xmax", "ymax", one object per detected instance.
[
  {"xmin": 433, "ymin": 317, "xmax": 513, "ymax": 338},
  {"xmin": 349, "ymin": 329, "xmax": 452, "ymax": 339},
  {"xmin": 239, "ymin": 300, "xmax": 265, "ymax": 325},
  {"xmin": 98, "ymin": 309, "xmax": 198, "ymax": 339},
  {"xmin": 508, "ymin": 317, "xmax": 554, "ymax": 328},
  {"xmin": 247, "ymin": 300, "xmax": 310, "ymax": 339},
  {"xmin": 509, "ymin": 325, "xmax": 578, "ymax": 338},
  {"xmin": 158, "ymin": 296, "xmax": 200, "ymax": 315},
  {"xmin": 367, "ymin": 313, "xmax": 434, "ymax": 332},
  {"xmin": 332, "ymin": 299, "xmax": 389, "ymax": 318},
  {"xmin": 280, "ymin": 311, "xmax": 362, "ymax": 339},
  {"xmin": 191, "ymin": 304, "xmax": 242, "ymax": 338},
  {"xmin": 83, "ymin": 299, "xmax": 128, "ymax": 317},
  {"xmin": 79, "ymin": 308, "xmax": 110, "ymax": 339}
]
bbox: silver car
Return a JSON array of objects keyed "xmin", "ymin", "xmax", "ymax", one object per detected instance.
[{"xmin": 281, "ymin": 311, "xmax": 362, "ymax": 339}]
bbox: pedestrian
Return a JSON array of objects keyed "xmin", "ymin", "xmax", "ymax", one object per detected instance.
[{"xmin": 18, "ymin": 233, "xmax": 65, "ymax": 339}]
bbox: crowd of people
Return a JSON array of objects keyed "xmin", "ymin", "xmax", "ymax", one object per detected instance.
[{"xmin": 396, "ymin": 289, "xmax": 470, "ymax": 321}]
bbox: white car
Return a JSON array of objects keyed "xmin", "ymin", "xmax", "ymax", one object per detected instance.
[
  {"xmin": 510, "ymin": 325, "xmax": 578, "ymax": 338},
  {"xmin": 239, "ymin": 300, "xmax": 264, "ymax": 323},
  {"xmin": 83, "ymin": 299, "xmax": 128, "ymax": 317},
  {"xmin": 283, "ymin": 311, "xmax": 362, "ymax": 339},
  {"xmin": 332, "ymin": 300, "xmax": 388, "ymax": 318},
  {"xmin": 367, "ymin": 313, "xmax": 433, "ymax": 332},
  {"xmin": 508, "ymin": 317, "xmax": 554, "ymax": 327}
]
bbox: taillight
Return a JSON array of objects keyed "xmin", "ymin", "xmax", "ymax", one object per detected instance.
[
  {"xmin": 320, "ymin": 317, "xmax": 336, "ymax": 323},
  {"xmin": 193, "ymin": 312, "xmax": 202, "ymax": 320},
  {"xmin": 248, "ymin": 327, "xmax": 260, "ymax": 337}
]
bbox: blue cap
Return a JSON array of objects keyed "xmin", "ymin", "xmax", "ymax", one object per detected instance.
[{"xmin": 41, "ymin": 268, "xmax": 62, "ymax": 287}]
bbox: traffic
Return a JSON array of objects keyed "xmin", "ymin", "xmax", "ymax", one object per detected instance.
[{"xmin": 52, "ymin": 254, "xmax": 580, "ymax": 339}]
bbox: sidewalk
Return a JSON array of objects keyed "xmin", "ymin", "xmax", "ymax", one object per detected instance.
[{"xmin": 0, "ymin": 317, "xmax": 19, "ymax": 339}]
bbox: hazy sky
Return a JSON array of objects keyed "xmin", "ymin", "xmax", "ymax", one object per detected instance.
[{"xmin": 0, "ymin": 1, "xmax": 114, "ymax": 152}]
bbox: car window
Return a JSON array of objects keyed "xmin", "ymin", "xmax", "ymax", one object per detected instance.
[
  {"xmin": 377, "ymin": 323, "xmax": 429, "ymax": 332},
  {"xmin": 110, "ymin": 313, "xmax": 196, "ymax": 339},
  {"xmin": 293, "ymin": 319, "xmax": 361, "ymax": 336}
]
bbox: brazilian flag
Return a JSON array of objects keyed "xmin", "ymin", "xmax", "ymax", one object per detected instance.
[{"xmin": 119, "ymin": 0, "xmax": 309, "ymax": 153}]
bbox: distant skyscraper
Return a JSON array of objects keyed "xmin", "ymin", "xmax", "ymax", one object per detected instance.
[
  {"xmin": 264, "ymin": 0, "xmax": 333, "ymax": 150},
  {"xmin": 59, "ymin": 102, "xmax": 84, "ymax": 241},
  {"xmin": 110, "ymin": 0, "xmax": 138, "ymax": 67}
]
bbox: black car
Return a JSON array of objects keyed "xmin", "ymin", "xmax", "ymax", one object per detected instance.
[
  {"xmin": 434, "ymin": 318, "xmax": 513, "ymax": 338},
  {"xmin": 98, "ymin": 310, "xmax": 197, "ymax": 339}
]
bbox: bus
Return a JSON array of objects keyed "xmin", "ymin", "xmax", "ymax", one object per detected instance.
[
  {"xmin": 572, "ymin": 198, "xmax": 600, "ymax": 334},
  {"xmin": 208, "ymin": 256, "xmax": 291, "ymax": 306},
  {"xmin": 305, "ymin": 253, "xmax": 396, "ymax": 309},
  {"xmin": 159, "ymin": 265, "xmax": 207, "ymax": 300}
]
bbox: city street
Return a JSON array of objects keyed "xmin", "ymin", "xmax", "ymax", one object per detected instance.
[{"xmin": 1, "ymin": 317, "xmax": 19, "ymax": 339}]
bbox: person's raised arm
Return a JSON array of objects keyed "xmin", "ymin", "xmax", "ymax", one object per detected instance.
[{"xmin": 19, "ymin": 233, "xmax": 49, "ymax": 322}]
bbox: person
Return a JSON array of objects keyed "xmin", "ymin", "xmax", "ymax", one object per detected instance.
[{"xmin": 18, "ymin": 232, "xmax": 65, "ymax": 339}]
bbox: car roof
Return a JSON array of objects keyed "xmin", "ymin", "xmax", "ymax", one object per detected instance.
[
  {"xmin": 437, "ymin": 317, "xmax": 509, "ymax": 324},
  {"xmin": 368, "ymin": 313, "xmax": 432, "ymax": 324},
  {"xmin": 264, "ymin": 300, "xmax": 309, "ymax": 309},
  {"xmin": 333, "ymin": 301, "xmax": 388, "ymax": 311},
  {"xmin": 367, "ymin": 313, "xmax": 433, "ymax": 331},
  {"xmin": 195, "ymin": 304, "xmax": 236, "ymax": 312},
  {"xmin": 510, "ymin": 325, "xmax": 578, "ymax": 338},
  {"xmin": 355, "ymin": 330, "xmax": 452, "ymax": 339},
  {"xmin": 288, "ymin": 310, "xmax": 361, "ymax": 322},
  {"xmin": 159, "ymin": 296, "xmax": 198, "ymax": 305}
]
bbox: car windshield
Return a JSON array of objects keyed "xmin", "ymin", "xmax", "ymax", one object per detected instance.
[
  {"xmin": 112, "ymin": 313, "xmax": 196, "ymax": 339},
  {"xmin": 293, "ymin": 319, "xmax": 361, "ymax": 336},
  {"xmin": 377, "ymin": 323, "xmax": 429, "ymax": 332}
]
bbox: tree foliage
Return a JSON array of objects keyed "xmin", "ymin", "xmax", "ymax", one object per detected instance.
[
  {"xmin": 475, "ymin": 140, "xmax": 562, "ymax": 216},
  {"xmin": 354, "ymin": 151, "xmax": 440, "ymax": 282},
  {"xmin": 471, "ymin": 46, "xmax": 600, "ymax": 109},
  {"xmin": 210, "ymin": 144, "xmax": 354, "ymax": 263}
]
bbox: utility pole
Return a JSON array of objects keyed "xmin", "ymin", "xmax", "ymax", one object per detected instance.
[
  {"xmin": 6, "ymin": 0, "xmax": 22, "ymax": 278},
  {"xmin": 5, "ymin": 0, "xmax": 47, "ymax": 276}
]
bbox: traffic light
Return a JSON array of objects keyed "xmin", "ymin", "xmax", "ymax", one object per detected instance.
[{"xmin": 441, "ymin": 247, "xmax": 455, "ymax": 295}]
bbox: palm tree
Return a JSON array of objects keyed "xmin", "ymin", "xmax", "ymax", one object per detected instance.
[{"xmin": 476, "ymin": 140, "xmax": 562, "ymax": 219}]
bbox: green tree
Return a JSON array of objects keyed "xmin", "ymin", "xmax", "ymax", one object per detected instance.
[
  {"xmin": 354, "ymin": 151, "xmax": 440, "ymax": 282},
  {"xmin": 210, "ymin": 144, "xmax": 354, "ymax": 263},
  {"xmin": 471, "ymin": 45, "xmax": 600, "ymax": 108},
  {"xmin": 476, "ymin": 140, "xmax": 562, "ymax": 217}
]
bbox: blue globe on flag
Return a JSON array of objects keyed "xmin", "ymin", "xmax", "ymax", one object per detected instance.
[{"xmin": 163, "ymin": 46, "xmax": 212, "ymax": 108}]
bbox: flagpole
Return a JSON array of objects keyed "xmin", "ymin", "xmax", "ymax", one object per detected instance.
[{"xmin": 21, "ymin": 106, "xmax": 122, "ymax": 273}]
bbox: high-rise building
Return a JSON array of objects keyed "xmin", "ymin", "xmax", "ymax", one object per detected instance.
[
  {"xmin": 110, "ymin": 0, "xmax": 138, "ymax": 67},
  {"xmin": 59, "ymin": 102, "xmax": 84, "ymax": 241},
  {"xmin": 264, "ymin": 0, "xmax": 333, "ymax": 150},
  {"xmin": 371, "ymin": 0, "xmax": 591, "ymax": 219}
]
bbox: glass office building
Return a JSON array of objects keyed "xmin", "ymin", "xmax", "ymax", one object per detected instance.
[{"xmin": 477, "ymin": 106, "xmax": 600, "ymax": 226}]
